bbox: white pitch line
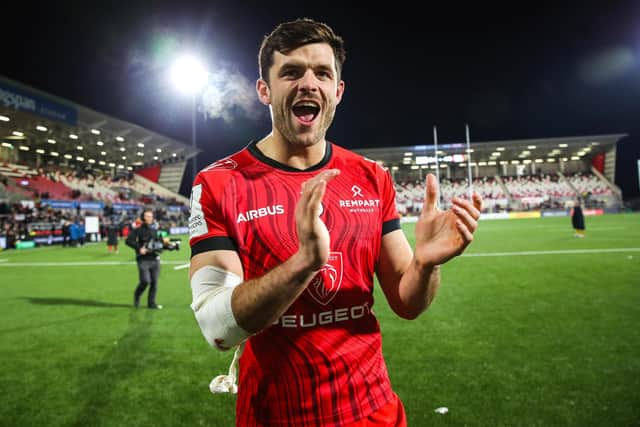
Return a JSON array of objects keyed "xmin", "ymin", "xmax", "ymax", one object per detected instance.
[
  {"xmin": 0, "ymin": 248, "xmax": 638, "ymax": 267},
  {"xmin": 462, "ymin": 248, "xmax": 640, "ymax": 257}
]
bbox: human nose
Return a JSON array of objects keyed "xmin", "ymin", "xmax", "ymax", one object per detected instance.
[{"xmin": 298, "ymin": 69, "xmax": 318, "ymax": 93}]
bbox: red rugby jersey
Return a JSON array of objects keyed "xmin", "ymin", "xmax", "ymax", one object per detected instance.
[{"xmin": 189, "ymin": 141, "xmax": 401, "ymax": 426}]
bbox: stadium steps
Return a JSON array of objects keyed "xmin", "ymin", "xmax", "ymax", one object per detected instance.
[
  {"xmin": 157, "ymin": 162, "xmax": 186, "ymax": 194},
  {"xmin": 604, "ymin": 147, "xmax": 616, "ymax": 184},
  {"xmin": 591, "ymin": 167, "xmax": 622, "ymax": 199},
  {"xmin": 133, "ymin": 173, "xmax": 189, "ymax": 205},
  {"xmin": 494, "ymin": 175, "xmax": 511, "ymax": 200},
  {"xmin": 558, "ymin": 172, "xmax": 578, "ymax": 196}
]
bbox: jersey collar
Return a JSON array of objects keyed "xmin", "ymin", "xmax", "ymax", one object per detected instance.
[{"xmin": 247, "ymin": 140, "xmax": 333, "ymax": 172}]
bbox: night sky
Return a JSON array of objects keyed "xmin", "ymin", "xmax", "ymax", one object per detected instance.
[{"xmin": 3, "ymin": 0, "xmax": 640, "ymax": 198}]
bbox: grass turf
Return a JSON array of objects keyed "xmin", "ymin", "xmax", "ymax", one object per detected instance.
[{"xmin": 0, "ymin": 213, "xmax": 638, "ymax": 426}]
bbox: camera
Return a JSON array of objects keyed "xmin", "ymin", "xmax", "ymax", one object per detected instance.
[
  {"xmin": 165, "ymin": 238, "xmax": 181, "ymax": 251},
  {"xmin": 144, "ymin": 237, "xmax": 180, "ymax": 254}
]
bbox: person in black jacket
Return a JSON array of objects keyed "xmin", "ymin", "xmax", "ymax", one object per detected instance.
[
  {"xmin": 106, "ymin": 219, "xmax": 120, "ymax": 253},
  {"xmin": 125, "ymin": 209, "xmax": 163, "ymax": 309},
  {"xmin": 572, "ymin": 199, "xmax": 586, "ymax": 238}
]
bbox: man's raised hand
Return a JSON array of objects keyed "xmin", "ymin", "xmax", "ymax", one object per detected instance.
[
  {"xmin": 413, "ymin": 174, "xmax": 482, "ymax": 269},
  {"xmin": 295, "ymin": 169, "xmax": 340, "ymax": 271}
]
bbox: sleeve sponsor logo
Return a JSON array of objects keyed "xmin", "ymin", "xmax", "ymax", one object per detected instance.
[{"xmin": 189, "ymin": 184, "xmax": 208, "ymax": 238}]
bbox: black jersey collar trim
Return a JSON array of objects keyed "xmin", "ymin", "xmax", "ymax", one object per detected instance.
[{"xmin": 247, "ymin": 140, "xmax": 332, "ymax": 172}]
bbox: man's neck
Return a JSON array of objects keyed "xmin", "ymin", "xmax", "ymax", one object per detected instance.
[{"xmin": 256, "ymin": 133, "xmax": 326, "ymax": 170}]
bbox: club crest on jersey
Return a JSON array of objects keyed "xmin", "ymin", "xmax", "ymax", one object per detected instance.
[
  {"xmin": 307, "ymin": 252, "xmax": 343, "ymax": 306},
  {"xmin": 203, "ymin": 158, "xmax": 238, "ymax": 171}
]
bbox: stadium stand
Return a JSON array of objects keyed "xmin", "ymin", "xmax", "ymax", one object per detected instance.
[
  {"xmin": 355, "ymin": 134, "xmax": 627, "ymax": 215},
  {"xmin": 0, "ymin": 75, "xmax": 195, "ymax": 249}
]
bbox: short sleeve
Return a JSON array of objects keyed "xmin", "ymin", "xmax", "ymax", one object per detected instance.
[
  {"xmin": 189, "ymin": 172, "xmax": 238, "ymax": 257},
  {"xmin": 378, "ymin": 165, "xmax": 401, "ymax": 235}
]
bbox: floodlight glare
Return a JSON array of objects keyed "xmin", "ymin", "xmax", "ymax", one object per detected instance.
[{"xmin": 171, "ymin": 55, "xmax": 208, "ymax": 94}]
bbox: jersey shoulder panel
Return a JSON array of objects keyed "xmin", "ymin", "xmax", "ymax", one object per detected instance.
[
  {"xmin": 197, "ymin": 146, "xmax": 255, "ymax": 188},
  {"xmin": 331, "ymin": 143, "xmax": 389, "ymax": 175}
]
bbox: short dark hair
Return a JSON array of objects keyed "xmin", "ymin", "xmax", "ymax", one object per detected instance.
[
  {"xmin": 140, "ymin": 208, "xmax": 153, "ymax": 221},
  {"xmin": 259, "ymin": 18, "xmax": 346, "ymax": 84}
]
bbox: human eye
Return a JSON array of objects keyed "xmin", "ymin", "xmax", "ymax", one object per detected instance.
[
  {"xmin": 280, "ymin": 67, "xmax": 300, "ymax": 79},
  {"xmin": 316, "ymin": 69, "xmax": 333, "ymax": 80}
]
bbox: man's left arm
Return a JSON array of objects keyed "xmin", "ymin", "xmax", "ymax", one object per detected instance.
[
  {"xmin": 376, "ymin": 174, "xmax": 482, "ymax": 320},
  {"xmin": 125, "ymin": 227, "xmax": 140, "ymax": 252}
]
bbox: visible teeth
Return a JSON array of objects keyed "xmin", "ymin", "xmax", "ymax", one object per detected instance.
[{"xmin": 295, "ymin": 102, "xmax": 319, "ymax": 108}]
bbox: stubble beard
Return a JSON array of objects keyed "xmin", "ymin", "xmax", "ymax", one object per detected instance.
[{"xmin": 272, "ymin": 97, "xmax": 336, "ymax": 148}]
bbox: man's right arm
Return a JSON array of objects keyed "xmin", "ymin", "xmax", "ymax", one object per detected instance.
[
  {"xmin": 189, "ymin": 168, "xmax": 340, "ymax": 335},
  {"xmin": 190, "ymin": 249, "xmax": 318, "ymax": 333}
]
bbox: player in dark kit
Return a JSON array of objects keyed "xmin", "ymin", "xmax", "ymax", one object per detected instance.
[
  {"xmin": 572, "ymin": 198, "xmax": 586, "ymax": 237},
  {"xmin": 188, "ymin": 18, "xmax": 483, "ymax": 426},
  {"xmin": 106, "ymin": 219, "xmax": 120, "ymax": 253}
]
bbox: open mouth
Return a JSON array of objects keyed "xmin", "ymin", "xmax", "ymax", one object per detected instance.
[{"xmin": 292, "ymin": 101, "xmax": 320, "ymax": 125}]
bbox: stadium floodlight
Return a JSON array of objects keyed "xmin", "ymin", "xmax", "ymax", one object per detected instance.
[
  {"xmin": 171, "ymin": 54, "xmax": 208, "ymax": 95},
  {"xmin": 0, "ymin": 115, "xmax": 10, "ymax": 122},
  {"xmin": 170, "ymin": 53, "xmax": 209, "ymax": 183},
  {"xmin": 47, "ymin": 139, "xmax": 56, "ymax": 144},
  {"xmin": 36, "ymin": 125, "xmax": 47, "ymax": 132}
]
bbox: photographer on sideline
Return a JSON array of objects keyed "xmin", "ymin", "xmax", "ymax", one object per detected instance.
[{"xmin": 126, "ymin": 208, "xmax": 164, "ymax": 309}]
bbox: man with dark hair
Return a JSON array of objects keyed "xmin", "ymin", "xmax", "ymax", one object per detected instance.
[
  {"xmin": 188, "ymin": 18, "xmax": 482, "ymax": 426},
  {"xmin": 126, "ymin": 209, "xmax": 162, "ymax": 309}
]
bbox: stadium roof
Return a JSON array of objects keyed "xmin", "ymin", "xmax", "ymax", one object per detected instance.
[
  {"xmin": 0, "ymin": 75, "xmax": 199, "ymax": 172},
  {"xmin": 353, "ymin": 134, "xmax": 627, "ymax": 168}
]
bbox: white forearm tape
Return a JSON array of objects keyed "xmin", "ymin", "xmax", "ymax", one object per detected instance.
[{"xmin": 190, "ymin": 266, "xmax": 251, "ymax": 351}]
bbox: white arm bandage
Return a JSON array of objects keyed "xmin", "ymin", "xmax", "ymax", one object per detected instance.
[{"xmin": 190, "ymin": 266, "xmax": 251, "ymax": 352}]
